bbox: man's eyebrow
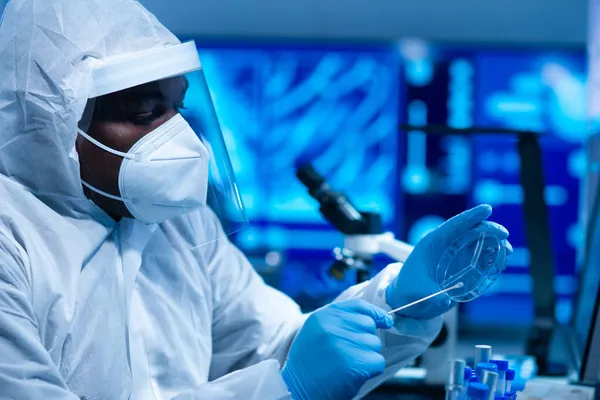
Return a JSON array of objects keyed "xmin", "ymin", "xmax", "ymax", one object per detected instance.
[{"xmin": 125, "ymin": 92, "xmax": 166, "ymax": 102}]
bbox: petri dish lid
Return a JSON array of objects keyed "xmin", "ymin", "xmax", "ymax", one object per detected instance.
[{"xmin": 436, "ymin": 224, "xmax": 507, "ymax": 302}]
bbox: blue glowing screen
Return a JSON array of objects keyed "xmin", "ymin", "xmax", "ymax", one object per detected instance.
[
  {"xmin": 186, "ymin": 41, "xmax": 586, "ymax": 324},
  {"xmin": 471, "ymin": 52, "xmax": 586, "ymax": 326},
  {"xmin": 194, "ymin": 46, "xmax": 400, "ymax": 249}
]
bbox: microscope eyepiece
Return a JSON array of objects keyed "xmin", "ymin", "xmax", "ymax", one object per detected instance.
[
  {"xmin": 296, "ymin": 162, "xmax": 384, "ymax": 283},
  {"xmin": 296, "ymin": 164, "xmax": 326, "ymax": 191},
  {"xmin": 295, "ymin": 163, "xmax": 382, "ymax": 236}
]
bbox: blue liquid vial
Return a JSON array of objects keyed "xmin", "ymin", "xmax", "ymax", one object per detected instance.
[{"xmin": 436, "ymin": 224, "xmax": 507, "ymax": 302}]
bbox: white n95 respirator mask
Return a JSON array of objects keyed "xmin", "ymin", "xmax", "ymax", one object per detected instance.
[{"xmin": 78, "ymin": 114, "xmax": 209, "ymax": 224}]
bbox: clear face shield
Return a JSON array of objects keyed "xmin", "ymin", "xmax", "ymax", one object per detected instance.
[{"xmin": 78, "ymin": 41, "xmax": 246, "ymax": 253}]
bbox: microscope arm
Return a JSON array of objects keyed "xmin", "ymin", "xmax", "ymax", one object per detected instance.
[{"xmin": 343, "ymin": 233, "xmax": 414, "ymax": 264}]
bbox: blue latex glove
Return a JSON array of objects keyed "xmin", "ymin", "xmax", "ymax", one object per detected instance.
[
  {"xmin": 386, "ymin": 204, "xmax": 513, "ymax": 319},
  {"xmin": 281, "ymin": 299, "xmax": 394, "ymax": 400}
]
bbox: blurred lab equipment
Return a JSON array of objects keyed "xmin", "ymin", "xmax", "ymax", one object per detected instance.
[
  {"xmin": 475, "ymin": 345, "xmax": 493, "ymax": 366},
  {"xmin": 450, "ymin": 308, "xmax": 600, "ymax": 400},
  {"xmin": 481, "ymin": 370, "xmax": 499, "ymax": 400},
  {"xmin": 441, "ymin": 345, "xmax": 522, "ymax": 400},
  {"xmin": 446, "ymin": 360, "xmax": 466, "ymax": 400},
  {"xmin": 467, "ymin": 383, "xmax": 491, "ymax": 400},
  {"xmin": 476, "ymin": 363, "xmax": 498, "ymax": 380},
  {"xmin": 506, "ymin": 369, "xmax": 516, "ymax": 393},
  {"xmin": 464, "ymin": 366, "xmax": 475, "ymax": 384},
  {"xmin": 296, "ymin": 163, "xmax": 411, "ymax": 283},
  {"xmin": 490, "ymin": 360, "xmax": 510, "ymax": 394}
]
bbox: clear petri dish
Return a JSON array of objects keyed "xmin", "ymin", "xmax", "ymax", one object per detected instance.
[{"xmin": 436, "ymin": 224, "xmax": 507, "ymax": 302}]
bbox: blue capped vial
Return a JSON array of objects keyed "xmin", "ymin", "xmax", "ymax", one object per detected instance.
[
  {"xmin": 467, "ymin": 382, "xmax": 490, "ymax": 400},
  {"xmin": 436, "ymin": 224, "xmax": 507, "ymax": 302}
]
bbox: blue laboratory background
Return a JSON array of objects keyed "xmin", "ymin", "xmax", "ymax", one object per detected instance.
[
  {"xmin": 400, "ymin": 45, "xmax": 587, "ymax": 327},
  {"xmin": 186, "ymin": 41, "xmax": 588, "ymax": 327},
  {"xmin": 469, "ymin": 51, "xmax": 586, "ymax": 326}
]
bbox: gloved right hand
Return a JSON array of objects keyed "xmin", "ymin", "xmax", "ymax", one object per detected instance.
[{"xmin": 281, "ymin": 299, "xmax": 394, "ymax": 400}]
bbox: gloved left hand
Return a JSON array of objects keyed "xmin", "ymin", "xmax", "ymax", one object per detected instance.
[{"xmin": 385, "ymin": 204, "xmax": 513, "ymax": 320}]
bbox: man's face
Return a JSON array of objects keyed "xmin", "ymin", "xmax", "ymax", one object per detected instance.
[{"xmin": 77, "ymin": 76, "xmax": 189, "ymax": 219}]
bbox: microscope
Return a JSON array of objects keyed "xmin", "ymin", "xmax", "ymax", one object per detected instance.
[{"xmin": 296, "ymin": 163, "xmax": 456, "ymax": 385}]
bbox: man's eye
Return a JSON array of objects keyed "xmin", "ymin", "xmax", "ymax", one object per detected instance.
[
  {"xmin": 129, "ymin": 107, "xmax": 165, "ymax": 125},
  {"xmin": 129, "ymin": 114, "xmax": 154, "ymax": 125},
  {"xmin": 130, "ymin": 111, "xmax": 152, "ymax": 119}
]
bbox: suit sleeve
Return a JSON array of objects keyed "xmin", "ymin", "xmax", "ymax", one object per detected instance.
[
  {"xmin": 0, "ymin": 233, "xmax": 80, "ymax": 399},
  {"xmin": 202, "ymin": 212, "xmax": 307, "ymax": 382}
]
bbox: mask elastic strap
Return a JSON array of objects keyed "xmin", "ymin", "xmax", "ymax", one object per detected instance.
[
  {"xmin": 81, "ymin": 179, "xmax": 139, "ymax": 204},
  {"xmin": 81, "ymin": 180, "xmax": 193, "ymax": 209},
  {"xmin": 77, "ymin": 129, "xmax": 139, "ymax": 160}
]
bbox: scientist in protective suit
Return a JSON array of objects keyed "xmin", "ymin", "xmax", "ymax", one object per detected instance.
[{"xmin": 0, "ymin": 1, "xmax": 511, "ymax": 399}]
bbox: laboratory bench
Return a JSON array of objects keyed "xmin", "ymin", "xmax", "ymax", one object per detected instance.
[{"xmin": 366, "ymin": 384, "xmax": 444, "ymax": 399}]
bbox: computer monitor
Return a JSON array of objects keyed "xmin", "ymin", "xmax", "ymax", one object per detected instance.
[
  {"xmin": 571, "ymin": 134, "xmax": 600, "ymax": 385},
  {"xmin": 578, "ymin": 285, "xmax": 600, "ymax": 385}
]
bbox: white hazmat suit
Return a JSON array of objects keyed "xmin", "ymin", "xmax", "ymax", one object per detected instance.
[{"xmin": 0, "ymin": 0, "xmax": 442, "ymax": 399}]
